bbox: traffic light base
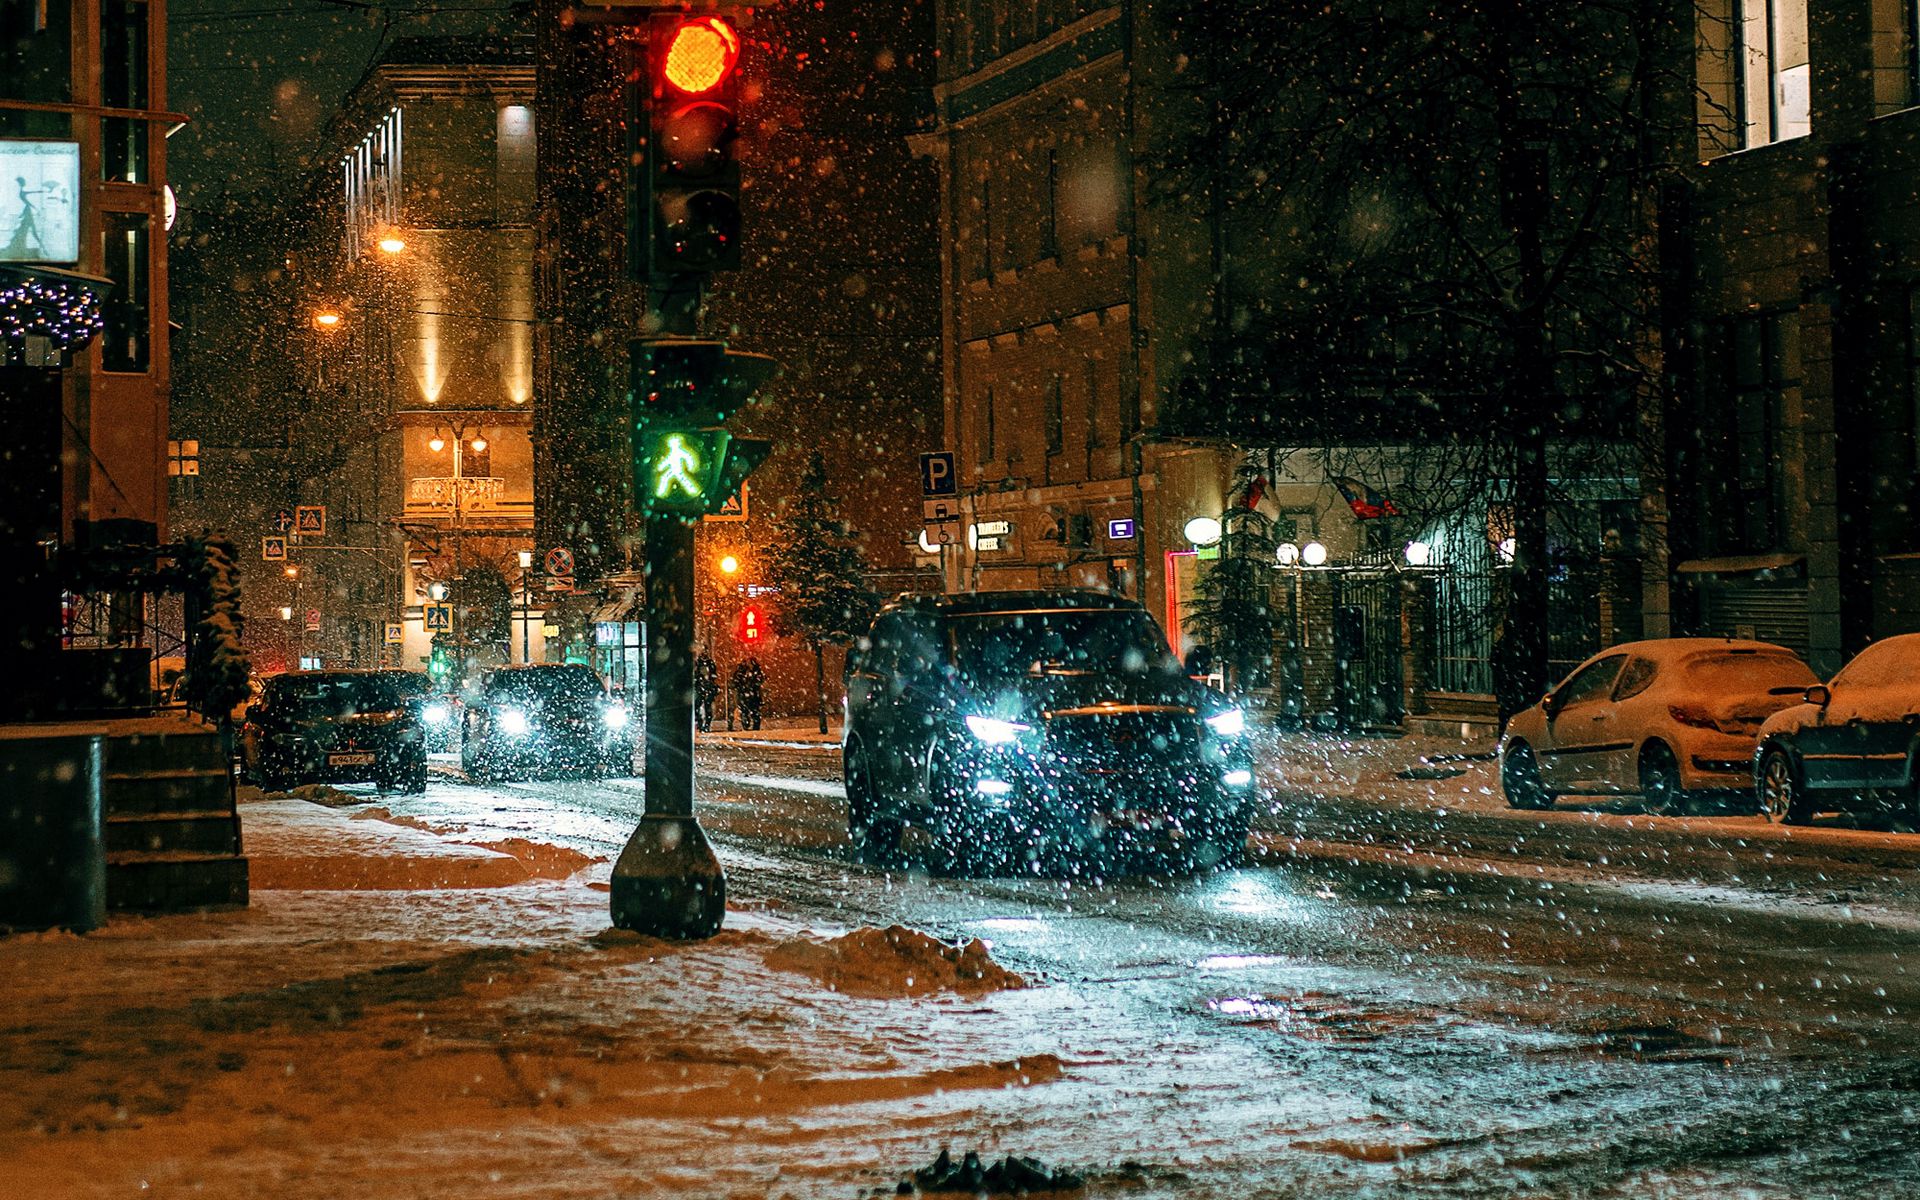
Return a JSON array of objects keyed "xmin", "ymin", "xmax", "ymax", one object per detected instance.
[{"xmin": 609, "ymin": 814, "xmax": 727, "ymax": 939}]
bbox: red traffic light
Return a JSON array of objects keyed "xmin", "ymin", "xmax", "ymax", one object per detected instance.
[
  {"xmin": 661, "ymin": 17, "xmax": 739, "ymax": 96},
  {"xmin": 736, "ymin": 605, "xmax": 762, "ymax": 643}
]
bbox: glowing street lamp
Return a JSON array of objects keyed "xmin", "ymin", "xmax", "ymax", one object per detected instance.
[
  {"xmin": 718, "ymin": 554, "xmax": 740, "ymax": 575},
  {"xmin": 312, "ymin": 310, "xmax": 343, "ymax": 331},
  {"xmin": 1301, "ymin": 541, "xmax": 1329, "ymax": 567},
  {"xmin": 428, "ymin": 436, "xmax": 446, "ymax": 453},
  {"xmin": 377, "ymin": 235, "xmax": 407, "ymax": 255}
]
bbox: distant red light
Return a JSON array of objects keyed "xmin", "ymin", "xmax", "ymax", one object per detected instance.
[{"xmin": 662, "ymin": 17, "xmax": 739, "ymax": 96}]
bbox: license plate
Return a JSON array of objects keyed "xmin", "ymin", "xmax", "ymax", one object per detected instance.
[{"xmin": 328, "ymin": 752, "xmax": 376, "ymax": 767}]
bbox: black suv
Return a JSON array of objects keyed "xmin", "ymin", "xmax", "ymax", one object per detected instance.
[
  {"xmin": 843, "ymin": 590, "xmax": 1256, "ymax": 872},
  {"xmin": 242, "ymin": 670, "xmax": 428, "ymax": 792},
  {"xmin": 461, "ymin": 664, "xmax": 635, "ymax": 781}
]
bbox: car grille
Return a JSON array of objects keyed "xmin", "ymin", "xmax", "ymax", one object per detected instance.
[{"xmin": 1040, "ymin": 710, "xmax": 1205, "ymax": 812}]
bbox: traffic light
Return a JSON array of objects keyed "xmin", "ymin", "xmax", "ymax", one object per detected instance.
[
  {"xmin": 631, "ymin": 338, "xmax": 777, "ymax": 520},
  {"xmin": 736, "ymin": 605, "xmax": 762, "ymax": 644},
  {"xmin": 645, "ymin": 13, "xmax": 742, "ymax": 274}
]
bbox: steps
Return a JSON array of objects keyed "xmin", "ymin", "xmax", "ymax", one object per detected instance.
[{"xmin": 100, "ymin": 724, "xmax": 249, "ymax": 913}]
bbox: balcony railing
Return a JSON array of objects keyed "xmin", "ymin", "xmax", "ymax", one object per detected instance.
[{"xmin": 408, "ymin": 475, "xmax": 506, "ymax": 508}]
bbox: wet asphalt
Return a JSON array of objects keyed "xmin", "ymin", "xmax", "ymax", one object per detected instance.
[{"xmin": 372, "ymin": 740, "xmax": 1920, "ymax": 1197}]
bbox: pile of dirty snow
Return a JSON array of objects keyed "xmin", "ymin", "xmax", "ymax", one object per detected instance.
[{"xmin": 765, "ymin": 923, "xmax": 1025, "ymax": 997}]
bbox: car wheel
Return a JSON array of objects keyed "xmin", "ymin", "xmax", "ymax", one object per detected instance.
[
  {"xmin": 1640, "ymin": 743, "xmax": 1688, "ymax": 816},
  {"xmin": 1197, "ymin": 807, "xmax": 1252, "ymax": 871},
  {"xmin": 845, "ymin": 742, "xmax": 902, "ymax": 863},
  {"xmin": 1758, "ymin": 747, "xmax": 1813, "ymax": 825},
  {"xmin": 1501, "ymin": 743, "xmax": 1553, "ymax": 810},
  {"xmin": 404, "ymin": 762, "xmax": 428, "ymax": 795}
]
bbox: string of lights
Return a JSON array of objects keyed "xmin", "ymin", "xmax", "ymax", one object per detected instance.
[{"xmin": 0, "ymin": 275, "xmax": 107, "ymax": 367}]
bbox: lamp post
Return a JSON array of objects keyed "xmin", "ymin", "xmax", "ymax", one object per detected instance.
[{"xmin": 517, "ymin": 548, "xmax": 534, "ymax": 664}]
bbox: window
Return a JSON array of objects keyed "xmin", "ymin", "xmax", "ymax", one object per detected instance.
[
  {"xmin": 1737, "ymin": 0, "xmax": 1809, "ymax": 146},
  {"xmin": 1554, "ymin": 654, "xmax": 1626, "ymax": 708},
  {"xmin": 1612, "ymin": 657, "xmax": 1659, "ymax": 701},
  {"xmin": 496, "ymin": 105, "xmax": 535, "ymax": 219},
  {"xmin": 1832, "ymin": 637, "xmax": 1920, "ymax": 688},
  {"xmin": 101, "ymin": 0, "xmax": 149, "ymax": 182},
  {"xmin": 1715, "ymin": 311, "xmax": 1797, "ymax": 552},
  {"xmin": 977, "ymin": 384, "xmax": 997, "ymax": 467},
  {"xmin": 1044, "ymin": 375, "xmax": 1064, "ymax": 455},
  {"xmin": 167, "ymin": 438, "xmax": 199, "ymax": 498},
  {"xmin": 101, "ymin": 211, "xmax": 149, "ymax": 372}
]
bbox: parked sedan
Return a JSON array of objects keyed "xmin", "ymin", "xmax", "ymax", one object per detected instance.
[
  {"xmin": 461, "ymin": 664, "xmax": 635, "ymax": 781},
  {"xmin": 241, "ymin": 670, "xmax": 428, "ymax": 793},
  {"xmin": 1754, "ymin": 633, "xmax": 1920, "ymax": 825},
  {"xmin": 1501, "ymin": 639, "xmax": 1818, "ymax": 814}
]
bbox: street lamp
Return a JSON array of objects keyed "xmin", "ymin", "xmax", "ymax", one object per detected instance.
[
  {"xmin": 428, "ymin": 581, "xmax": 450, "ymax": 602},
  {"xmin": 279, "ymin": 606, "xmax": 293, "ymax": 621},
  {"xmin": 428, "ymin": 435, "xmax": 446, "ymax": 453},
  {"xmin": 312, "ymin": 310, "xmax": 343, "ymax": 331},
  {"xmin": 1302, "ymin": 541, "xmax": 1329, "ymax": 567},
  {"xmin": 719, "ymin": 554, "xmax": 740, "ymax": 575},
  {"xmin": 377, "ymin": 235, "xmax": 407, "ymax": 255},
  {"xmin": 516, "ymin": 550, "xmax": 535, "ymax": 664}
]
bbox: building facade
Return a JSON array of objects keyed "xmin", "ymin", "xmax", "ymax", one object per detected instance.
[
  {"xmin": 1658, "ymin": 0, "xmax": 1920, "ymax": 677},
  {"xmin": 172, "ymin": 34, "xmax": 541, "ymax": 676}
]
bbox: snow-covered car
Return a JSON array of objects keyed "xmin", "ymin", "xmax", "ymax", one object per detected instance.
[
  {"xmin": 842, "ymin": 590, "xmax": 1256, "ymax": 873},
  {"xmin": 1753, "ymin": 633, "xmax": 1920, "ymax": 826},
  {"xmin": 460, "ymin": 664, "xmax": 635, "ymax": 782},
  {"xmin": 1500, "ymin": 639, "xmax": 1818, "ymax": 815}
]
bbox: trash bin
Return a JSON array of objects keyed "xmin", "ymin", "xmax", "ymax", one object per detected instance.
[{"xmin": 0, "ymin": 732, "xmax": 106, "ymax": 933}]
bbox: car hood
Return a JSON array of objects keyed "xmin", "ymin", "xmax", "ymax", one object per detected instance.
[
  {"xmin": 955, "ymin": 671, "xmax": 1207, "ymax": 720},
  {"xmin": 1758, "ymin": 703, "xmax": 1820, "ymax": 741}
]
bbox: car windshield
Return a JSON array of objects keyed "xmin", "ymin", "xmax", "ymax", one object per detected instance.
[
  {"xmin": 947, "ymin": 609, "xmax": 1182, "ymax": 687},
  {"xmin": 380, "ymin": 672, "xmax": 433, "ymax": 698},
  {"xmin": 487, "ymin": 667, "xmax": 605, "ymax": 705},
  {"xmin": 1681, "ymin": 652, "xmax": 1817, "ymax": 693},
  {"xmin": 272, "ymin": 675, "xmax": 402, "ymax": 717}
]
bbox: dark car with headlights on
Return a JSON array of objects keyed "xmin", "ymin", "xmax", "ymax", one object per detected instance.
[
  {"xmin": 843, "ymin": 590, "xmax": 1256, "ymax": 873},
  {"xmin": 379, "ymin": 669, "xmax": 458, "ymax": 752},
  {"xmin": 241, "ymin": 670, "xmax": 427, "ymax": 792},
  {"xmin": 461, "ymin": 664, "xmax": 634, "ymax": 781}
]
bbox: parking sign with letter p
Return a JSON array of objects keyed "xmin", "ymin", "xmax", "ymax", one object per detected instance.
[{"xmin": 919, "ymin": 451, "xmax": 956, "ymax": 498}]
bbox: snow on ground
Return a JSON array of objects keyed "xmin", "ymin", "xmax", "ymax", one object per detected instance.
[{"xmin": 0, "ymin": 796, "xmax": 1117, "ymax": 1198}]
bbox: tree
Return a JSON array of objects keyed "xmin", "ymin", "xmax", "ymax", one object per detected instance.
[
  {"xmin": 1184, "ymin": 458, "xmax": 1276, "ymax": 694},
  {"xmin": 1153, "ymin": 0, "xmax": 1683, "ymax": 720},
  {"xmin": 765, "ymin": 452, "xmax": 881, "ymax": 733},
  {"xmin": 179, "ymin": 534, "xmax": 252, "ymax": 724}
]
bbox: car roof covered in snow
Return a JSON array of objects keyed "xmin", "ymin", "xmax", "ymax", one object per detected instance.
[{"xmin": 1602, "ymin": 638, "xmax": 1802, "ymax": 661}]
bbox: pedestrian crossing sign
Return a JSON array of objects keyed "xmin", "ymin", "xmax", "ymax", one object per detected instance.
[{"xmin": 423, "ymin": 603, "xmax": 453, "ymax": 633}]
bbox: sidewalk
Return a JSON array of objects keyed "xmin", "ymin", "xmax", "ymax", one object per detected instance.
[
  {"xmin": 1249, "ymin": 722, "xmax": 1503, "ymax": 814},
  {"xmin": 697, "ymin": 714, "xmax": 842, "ymax": 748},
  {"xmin": 0, "ymin": 792, "xmax": 1062, "ymax": 1200}
]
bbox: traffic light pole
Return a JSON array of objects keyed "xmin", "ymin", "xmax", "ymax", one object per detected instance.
[{"xmin": 609, "ymin": 11, "xmax": 767, "ymax": 941}]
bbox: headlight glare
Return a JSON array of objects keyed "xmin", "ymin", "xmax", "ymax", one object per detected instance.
[
  {"xmin": 422, "ymin": 703, "xmax": 451, "ymax": 726},
  {"xmin": 1206, "ymin": 708, "xmax": 1247, "ymax": 738},
  {"xmin": 602, "ymin": 705, "xmax": 629, "ymax": 729},
  {"xmin": 497, "ymin": 708, "xmax": 530, "ymax": 737},
  {"xmin": 965, "ymin": 714, "xmax": 1031, "ymax": 745}
]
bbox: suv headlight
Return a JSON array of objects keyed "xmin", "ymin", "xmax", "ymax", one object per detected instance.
[
  {"xmin": 497, "ymin": 708, "xmax": 531, "ymax": 737},
  {"xmin": 965, "ymin": 715, "xmax": 1031, "ymax": 745},
  {"xmin": 422, "ymin": 702, "xmax": 451, "ymax": 727},
  {"xmin": 602, "ymin": 705, "xmax": 629, "ymax": 729},
  {"xmin": 1205, "ymin": 708, "xmax": 1247, "ymax": 738}
]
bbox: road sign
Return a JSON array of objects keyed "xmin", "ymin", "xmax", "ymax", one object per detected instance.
[
  {"xmin": 295, "ymin": 505, "xmax": 326, "ymax": 538},
  {"xmin": 262, "ymin": 535, "xmax": 287, "ymax": 561},
  {"xmin": 704, "ymin": 482, "xmax": 748, "ymax": 523},
  {"xmin": 922, "ymin": 497, "xmax": 960, "ymax": 524},
  {"xmin": 545, "ymin": 576, "xmax": 573, "ymax": 593},
  {"xmin": 384, "ymin": 622, "xmax": 404, "ymax": 643},
  {"xmin": 543, "ymin": 546, "xmax": 574, "ymax": 578},
  {"xmin": 919, "ymin": 451, "xmax": 956, "ymax": 497},
  {"xmin": 423, "ymin": 603, "xmax": 453, "ymax": 633},
  {"xmin": 923, "ymin": 521, "xmax": 963, "ymax": 546},
  {"xmin": 304, "ymin": 608, "xmax": 321, "ymax": 632},
  {"xmin": 1107, "ymin": 518, "xmax": 1137, "ymax": 541},
  {"xmin": 271, "ymin": 508, "xmax": 294, "ymax": 534}
]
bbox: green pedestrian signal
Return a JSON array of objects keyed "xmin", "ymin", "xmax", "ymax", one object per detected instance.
[
  {"xmin": 630, "ymin": 338, "xmax": 778, "ymax": 521},
  {"xmin": 652, "ymin": 432, "xmax": 706, "ymax": 501}
]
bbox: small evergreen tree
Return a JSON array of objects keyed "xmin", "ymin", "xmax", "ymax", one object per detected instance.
[
  {"xmin": 765, "ymin": 452, "xmax": 881, "ymax": 733},
  {"xmin": 1184, "ymin": 460, "xmax": 1276, "ymax": 694},
  {"xmin": 181, "ymin": 534, "xmax": 252, "ymax": 723}
]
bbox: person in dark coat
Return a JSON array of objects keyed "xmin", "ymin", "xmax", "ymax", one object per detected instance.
[
  {"xmin": 693, "ymin": 648, "xmax": 719, "ymax": 732},
  {"xmin": 733, "ymin": 655, "xmax": 765, "ymax": 731}
]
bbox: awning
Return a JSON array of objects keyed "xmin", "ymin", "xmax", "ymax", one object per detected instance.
[
  {"xmin": 1674, "ymin": 554, "xmax": 1805, "ymax": 576},
  {"xmin": 591, "ymin": 593, "xmax": 644, "ymax": 623}
]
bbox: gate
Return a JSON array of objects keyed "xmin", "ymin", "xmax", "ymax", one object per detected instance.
[{"xmin": 1333, "ymin": 561, "xmax": 1405, "ymax": 729}]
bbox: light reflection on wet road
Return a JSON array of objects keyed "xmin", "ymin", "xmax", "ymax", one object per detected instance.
[{"xmin": 372, "ymin": 741, "xmax": 1920, "ymax": 1196}]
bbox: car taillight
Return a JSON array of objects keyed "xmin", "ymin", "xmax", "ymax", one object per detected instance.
[{"xmin": 1668, "ymin": 703, "xmax": 1719, "ymax": 730}]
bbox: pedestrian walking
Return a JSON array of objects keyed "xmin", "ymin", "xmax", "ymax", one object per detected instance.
[
  {"xmin": 733, "ymin": 655, "xmax": 764, "ymax": 731},
  {"xmin": 693, "ymin": 648, "xmax": 719, "ymax": 732}
]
